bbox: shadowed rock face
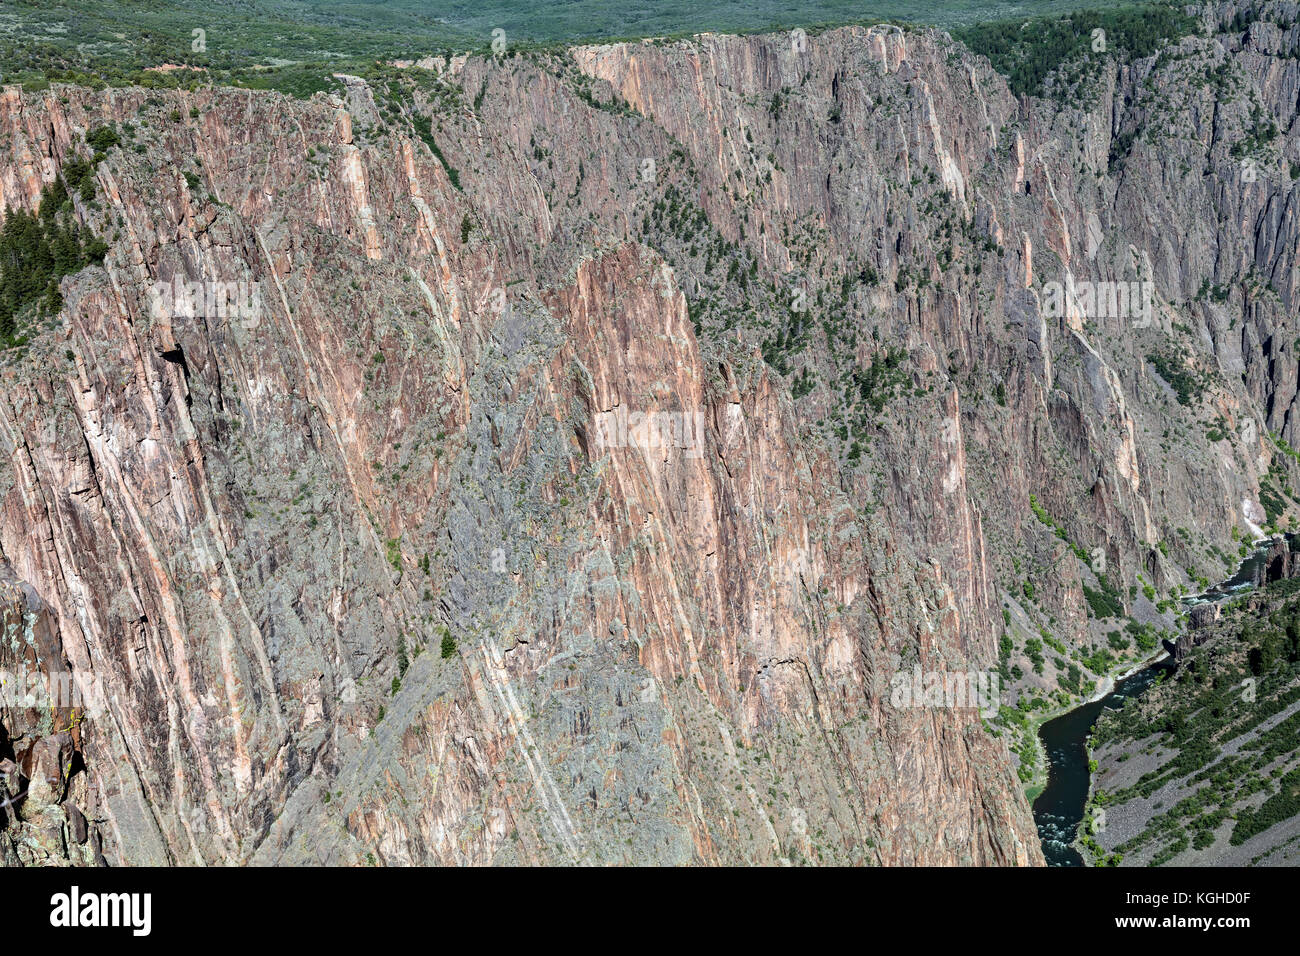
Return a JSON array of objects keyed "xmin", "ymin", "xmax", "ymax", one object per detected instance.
[{"xmin": 0, "ymin": 1, "xmax": 1295, "ymax": 865}]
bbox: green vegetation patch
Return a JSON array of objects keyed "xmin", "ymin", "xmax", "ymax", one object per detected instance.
[
  {"xmin": 1, "ymin": 179, "xmax": 108, "ymax": 346},
  {"xmin": 955, "ymin": 3, "xmax": 1198, "ymax": 100}
]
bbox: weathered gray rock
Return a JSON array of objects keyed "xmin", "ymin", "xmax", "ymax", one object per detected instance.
[{"xmin": 0, "ymin": 1, "xmax": 1296, "ymax": 865}]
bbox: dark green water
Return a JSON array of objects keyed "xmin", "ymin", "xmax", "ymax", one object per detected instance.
[
  {"xmin": 1031, "ymin": 536, "xmax": 1286, "ymax": 866},
  {"xmin": 1032, "ymin": 657, "xmax": 1174, "ymax": 866}
]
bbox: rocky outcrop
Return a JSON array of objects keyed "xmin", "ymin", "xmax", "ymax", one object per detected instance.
[
  {"xmin": 1182, "ymin": 535, "xmax": 1300, "ymax": 658},
  {"xmin": 0, "ymin": 76, "xmax": 1040, "ymax": 865},
  {"xmin": 1257, "ymin": 536, "xmax": 1300, "ymax": 587},
  {"xmin": 1187, "ymin": 602, "xmax": 1223, "ymax": 631},
  {"xmin": 0, "ymin": 564, "xmax": 101, "ymax": 865},
  {"xmin": 0, "ymin": 1, "xmax": 1296, "ymax": 865}
]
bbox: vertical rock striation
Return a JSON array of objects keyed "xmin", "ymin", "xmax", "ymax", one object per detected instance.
[{"xmin": 0, "ymin": 1, "xmax": 1296, "ymax": 864}]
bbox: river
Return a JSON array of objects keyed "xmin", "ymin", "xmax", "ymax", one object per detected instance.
[{"xmin": 1031, "ymin": 536, "xmax": 1286, "ymax": 866}]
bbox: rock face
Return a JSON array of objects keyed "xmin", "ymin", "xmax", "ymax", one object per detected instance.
[
  {"xmin": 0, "ymin": 2, "xmax": 1296, "ymax": 865},
  {"xmin": 0, "ymin": 565, "xmax": 101, "ymax": 865},
  {"xmin": 1181, "ymin": 535, "xmax": 1300, "ymax": 657},
  {"xmin": 1256, "ymin": 536, "xmax": 1300, "ymax": 587},
  {"xmin": 1187, "ymin": 602, "xmax": 1223, "ymax": 632}
]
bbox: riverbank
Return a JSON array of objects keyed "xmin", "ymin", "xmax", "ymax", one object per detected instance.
[
  {"xmin": 1071, "ymin": 656, "xmax": 1172, "ymax": 867},
  {"xmin": 1083, "ymin": 576, "xmax": 1300, "ymax": 866},
  {"xmin": 1031, "ymin": 534, "xmax": 1293, "ymax": 864},
  {"xmin": 1032, "ymin": 656, "xmax": 1179, "ymax": 865},
  {"xmin": 1020, "ymin": 648, "xmax": 1172, "ymax": 804}
]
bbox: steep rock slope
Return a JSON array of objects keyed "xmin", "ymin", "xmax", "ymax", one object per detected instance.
[
  {"xmin": 0, "ymin": 68, "xmax": 1035, "ymax": 866},
  {"xmin": 1089, "ymin": 565, "xmax": 1300, "ymax": 866},
  {"xmin": 0, "ymin": 1, "xmax": 1296, "ymax": 865}
]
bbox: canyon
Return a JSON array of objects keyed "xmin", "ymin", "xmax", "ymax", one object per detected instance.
[{"xmin": 0, "ymin": 1, "xmax": 1297, "ymax": 865}]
